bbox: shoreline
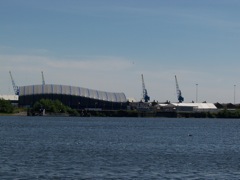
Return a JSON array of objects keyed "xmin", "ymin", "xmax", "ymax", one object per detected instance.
[
  {"xmin": 1, "ymin": 109, "xmax": 240, "ymax": 118},
  {"xmin": 0, "ymin": 111, "xmax": 27, "ymax": 116}
]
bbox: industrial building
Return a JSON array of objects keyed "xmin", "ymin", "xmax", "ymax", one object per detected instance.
[
  {"xmin": 171, "ymin": 103, "xmax": 217, "ymax": 112},
  {"xmin": 6, "ymin": 71, "xmax": 220, "ymax": 113},
  {"xmin": 158, "ymin": 102, "xmax": 217, "ymax": 112},
  {"xmin": 18, "ymin": 84, "xmax": 127, "ymax": 110}
]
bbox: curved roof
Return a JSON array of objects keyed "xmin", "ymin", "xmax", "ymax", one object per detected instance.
[{"xmin": 19, "ymin": 84, "xmax": 127, "ymax": 103}]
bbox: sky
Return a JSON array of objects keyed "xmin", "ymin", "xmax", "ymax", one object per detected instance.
[{"xmin": 1, "ymin": 0, "xmax": 240, "ymax": 103}]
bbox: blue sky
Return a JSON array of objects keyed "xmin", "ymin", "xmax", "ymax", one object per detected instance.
[{"xmin": 1, "ymin": 0, "xmax": 240, "ymax": 103}]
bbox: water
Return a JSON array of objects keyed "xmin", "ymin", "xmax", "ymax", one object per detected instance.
[{"xmin": 1, "ymin": 117, "xmax": 240, "ymax": 179}]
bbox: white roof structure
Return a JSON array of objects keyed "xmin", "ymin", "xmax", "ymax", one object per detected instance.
[
  {"xmin": 171, "ymin": 103, "xmax": 217, "ymax": 110},
  {"xmin": 0, "ymin": 95, "xmax": 19, "ymax": 101},
  {"xmin": 19, "ymin": 84, "xmax": 127, "ymax": 103},
  {"xmin": 127, "ymin": 97, "xmax": 137, "ymax": 102}
]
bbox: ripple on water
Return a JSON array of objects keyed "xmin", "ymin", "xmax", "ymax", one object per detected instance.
[{"xmin": 1, "ymin": 117, "xmax": 240, "ymax": 179}]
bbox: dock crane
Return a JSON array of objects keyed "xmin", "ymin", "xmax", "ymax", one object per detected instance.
[
  {"xmin": 9, "ymin": 71, "xmax": 19, "ymax": 95},
  {"xmin": 41, "ymin": 71, "xmax": 45, "ymax": 85},
  {"xmin": 175, "ymin": 75, "xmax": 184, "ymax": 103},
  {"xmin": 141, "ymin": 74, "xmax": 150, "ymax": 102}
]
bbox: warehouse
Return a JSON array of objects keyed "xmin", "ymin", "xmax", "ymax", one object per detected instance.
[
  {"xmin": 158, "ymin": 102, "xmax": 217, "ymax": 112},
  {"xmin": 171, "ymin": 103, "xmax": 217, "ymax": 112},
  {"xmin": 18, "ymin": 84, "xmax": 127, "ymax": 110}
]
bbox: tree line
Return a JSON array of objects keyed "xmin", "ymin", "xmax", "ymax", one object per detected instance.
[
  {"xmin": 2, "ymin": 98, "xmax": 240, "ymax": 118},
  {"xmin": 0, "ymin": 99, "xmax": 14, "ymax": 113},
  {"xmin": 30, "ymin": 99, "xmax": 79, "ymax": 116}
]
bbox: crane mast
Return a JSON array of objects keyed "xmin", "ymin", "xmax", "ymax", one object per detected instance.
[
  {"xmin": 141, "ymin": 74, "xmax": 150, "ymax": 102},
  {"xmin": 175, "ymin": 75, "xmax": 184, "ymax": 103},
  {"xmin": 9, "ymin": 71, "xmax": 19, "ymax": 95},
  {"xmin": 41, "ymin": 71, "xmax": 45, "ymax": 85}
]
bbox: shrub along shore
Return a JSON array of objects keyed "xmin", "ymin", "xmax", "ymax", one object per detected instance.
[{"xmin": 1, "ymin": 98, "xmax": 240, "ymax": 118}]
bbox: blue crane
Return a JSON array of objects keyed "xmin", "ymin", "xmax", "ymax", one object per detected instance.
[
  {"xmin": 41, "ymin": 71, "xmax": 45, "ymax": 85},
  {"xmin": 9, "ymin": 71, "xmax": 19, "ymax": 95},
  {"xmin": 141, "ymin": 74, "xmax": 150, "ymax": 102},
  {"xmin": 175, "ymin": 75, "xmax": 184, "ymax": 103}
]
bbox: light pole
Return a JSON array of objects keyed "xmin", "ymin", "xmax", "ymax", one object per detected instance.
[
  {"xmin": 234, "ymin": 85, "xmax": 236, "ymax": 104},
  {"xmin": 196, "ymin": 84, "xmax": 198, "ymax": 103}
]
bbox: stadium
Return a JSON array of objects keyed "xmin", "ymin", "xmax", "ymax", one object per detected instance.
[{"xmin": 18, "ymin": 84, "xmax": 127, "ymax": 110}]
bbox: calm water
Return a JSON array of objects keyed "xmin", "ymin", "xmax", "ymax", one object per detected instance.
[{"xmin": 1, "ymin": 117, "xmax": 240, "ymax": 179}]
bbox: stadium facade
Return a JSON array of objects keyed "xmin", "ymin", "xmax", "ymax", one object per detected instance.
[{"xmin": 18, "ymin": 84, "xmax": 127, "ymax": 110}]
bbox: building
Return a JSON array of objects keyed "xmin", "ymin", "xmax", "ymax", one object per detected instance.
[
  {"xmin": 158, "ymin": 102, "xmax": 217, "ymax": 112},
  {"xmin": 18, "ymin": 84, "xmax": 127, "ymax": 110}
]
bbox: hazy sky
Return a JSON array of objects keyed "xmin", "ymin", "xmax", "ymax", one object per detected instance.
[{"xmin": 1, "ymin": 0, "xmax": 240, "ymax": 103}]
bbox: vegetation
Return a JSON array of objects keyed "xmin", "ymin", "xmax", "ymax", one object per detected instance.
[
  {"xmin": 215, "ymin": 108, "xmax": 240, "ymax": 118},
  {"xmin": 0, "ymin": 99, "xmax": 14, "ymax": 113},
  {"xmin": 3, "ymin": 97, "xmax": 240, "ymax": 118},
  {"xmin": 32, "ymin": 99, "xmax": 79, "ymax": 116}
]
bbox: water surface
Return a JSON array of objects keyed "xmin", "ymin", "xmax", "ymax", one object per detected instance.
[{"xmin": 1, "ymin": 116, "xmax": 240, "ymax": 179}]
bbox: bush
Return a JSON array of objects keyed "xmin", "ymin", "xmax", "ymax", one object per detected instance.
[
  {"xmin": 0, "ymin": 99, "xmax": 14, "ymax": 113},
  {"xmin": 67, "ymin": 108, "xmax": 80, "ymax": 116},
  {"xmin": 216, "ymin": 109, "xmax": 240, "ymax": 118},
  {"xmin": 32, "ymin": 99, "xmax": 78, "ymax": 115},
  {"xmin": 33, "ymin": 99, "xmax": 65, "ymax": 113}
]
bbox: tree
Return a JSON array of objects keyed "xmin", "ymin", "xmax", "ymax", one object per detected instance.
[
  {"xmin": 0, "ymin": 99, "xmax": 14, "ymax": 113},
  {"xmin": 32, "ymin": 99, "xmax": 79, "ymax": 116}
]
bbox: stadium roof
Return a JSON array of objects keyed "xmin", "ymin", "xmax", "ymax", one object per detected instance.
[{"xmin": 19, "ymin": 84, "xmax": 127, "ymax": 103}]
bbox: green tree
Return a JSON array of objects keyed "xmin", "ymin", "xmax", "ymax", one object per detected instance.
[
  {"xmin": 0, "ymin": 99, "xmax": 14, "ymax": 113},
  {"xmin": 32, "ymin": 99, "xmax": 79, "ymax": 116}
]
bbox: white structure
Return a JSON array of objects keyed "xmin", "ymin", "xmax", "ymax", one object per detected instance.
[
  {"xmin": 171, "ymin": 103, "xmax": 217, "ymax": 112},
  {"xmin": 158, "ymin": 102, "xmax": 217, "ymax": 112},
  {"xmin": 127, "ymin": 97, "xmax": 137, "ymax": 102},
  {"xmin": 0, "ymin": 95, "xmax": 19, "ymax": 101}
]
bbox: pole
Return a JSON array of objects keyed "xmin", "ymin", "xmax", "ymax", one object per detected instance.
[
  {"xmin": 234, "ymin": 85, "xmax": 236, "ymax": 104},
  {"xmin": 196, "ymin": 84, "xmax": 198, "ymax": 103}
]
